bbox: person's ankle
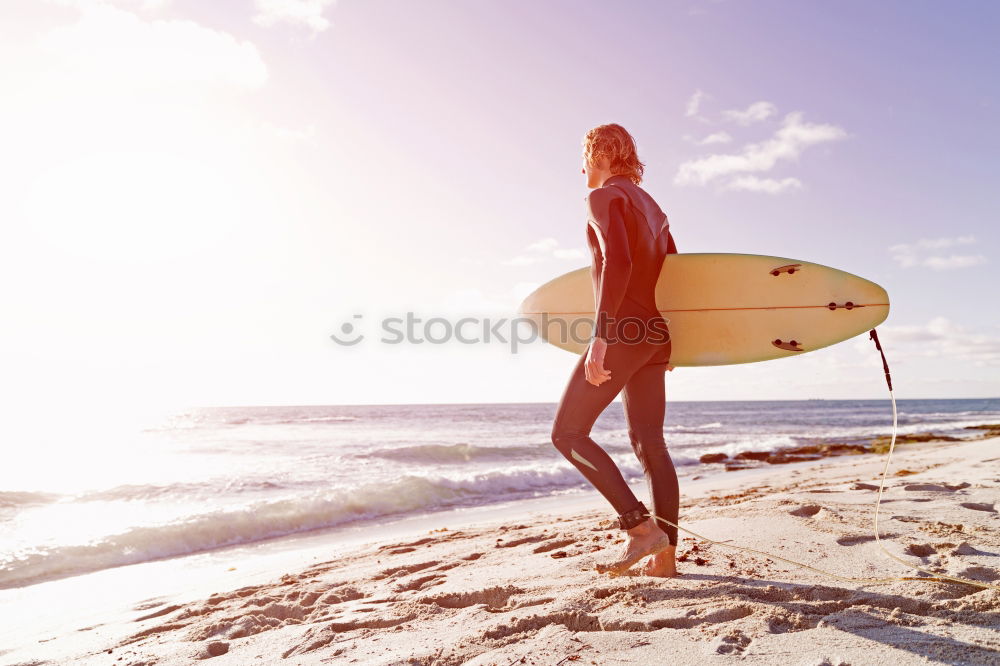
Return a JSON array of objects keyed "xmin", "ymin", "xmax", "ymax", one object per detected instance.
[{"xmin": 625, "ymin": 517, "xmax": 655, "ymax": 537}]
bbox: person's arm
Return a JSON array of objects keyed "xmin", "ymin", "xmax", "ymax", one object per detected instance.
[{"xmin": 586, "ymin": 188, "xmax": 632, "ymax": 341}]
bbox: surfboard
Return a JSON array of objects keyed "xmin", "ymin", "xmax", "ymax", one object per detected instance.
[{"xmin": 517, "ymin": 253, "xmax": 890, "ymax": 366}]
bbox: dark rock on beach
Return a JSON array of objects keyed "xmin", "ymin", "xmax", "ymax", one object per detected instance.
[
  {"xmin": 702, "ymin": 424, "xmax": 999, "ymax": 473},
  {"xmin": 764, "ymin": 452, "xmax": 823, "ymax": 465},
  {"xmin": 734, "ymin": 450, "xmax": 771, "ymax": 462}
]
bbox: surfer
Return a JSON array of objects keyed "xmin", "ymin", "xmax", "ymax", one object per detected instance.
[{"xmin": 550, "ymin": 123, "xmax": 680, "ymax": 577}]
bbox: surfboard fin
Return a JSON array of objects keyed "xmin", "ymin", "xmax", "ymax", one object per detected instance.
[
  {"xmin": 770, "ymin": 263, "xmax": 802, "ymax": 276},
  {"xmin": 772, "ymin": 339, "xmax": 804, "ymax": 352}
]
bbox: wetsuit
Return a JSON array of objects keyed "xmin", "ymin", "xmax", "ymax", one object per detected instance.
[{"xmin": 550, "ymin": 173, "xmax": 680, "ymax": 545}]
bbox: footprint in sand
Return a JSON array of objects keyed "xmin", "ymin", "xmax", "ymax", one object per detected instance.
[
  {"xmin": 904, "ymin": 542, "xmax": 938, "ymax": 558},
  {"xmin": 202, "ymin": 640, "xmax": 229, "ymax": 657},
  {"xmin": 532, "ymin": 538, "xmax": 576, "ymax": 553},
  {"xmin": 956, "ymin": 566, "xmax": 1000, "ymax": 582},
  {"xmin": 891, "ymin": 515, "xmax": 922, "ymax": 523},
  {"xmin": 417, "ymin": 585, "xmax": 524, "ymax": 609},
  {"xmin": 377, "ymin": 536, "xmax": 443, "ymax": 555},
  {"xmin": 318, "ymin": 585, "xmax": 365, "ymax": 605},
  {"xmin": 836, "ymin": 534, "xmax": 888, "ymax": 546},
  {"xmin": 393, "ymin": 573, "xmax": 446, "ymax": 592},
  {"xmin": 959, "ymin": 502, "xmax": 996, "ymax": 513},
  {"xmin": 903, "ymin": 482, "xmax": 971, "ymax": 492},
  {"xmin": 950, "ymin": 541, "xmax": 988, "ymax": 556},
  {"xmin": 788, "ymin": 504, "xmax": 822, "ymax": 518},
  {"xmin": 377, "ymin": 536, "xmax": 435, "ymax": 551},
  {"xmin": 709, "ymin": 629, "xmax": 752, "ymax": 654},
  {"xmin": 372, "ymin": 560, "xmax": 439, "ymax": 580},
  {"xmin": 433, "ymin": 561, "xmax": 462, "ymax": 571},
  {"xmin": 134, "ymin": 604, "xmax": 184, "ymax": 622},
  {"xmin": 496, "ymin": 533, "xmax": 551, "ymax": 548}
]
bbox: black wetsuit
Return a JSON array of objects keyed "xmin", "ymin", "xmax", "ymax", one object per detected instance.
[{"xmin": 550, "ymin": 174, "xmax": 680, "ymax": 545}]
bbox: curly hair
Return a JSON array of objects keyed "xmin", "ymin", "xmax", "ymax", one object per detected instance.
[{"xmin": 582, "ymin": 123, "xmax": 645, "ymax": 185}]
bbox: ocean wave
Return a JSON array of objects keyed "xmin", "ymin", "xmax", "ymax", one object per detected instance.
[
  {"xmin": 0, "ymin": 461, "xmax": 662, "ymax": 589},
  {"xmin": 359, "ymin": 442, "xmax": 546, "ymax": 464},
  {"xmin": 809, "ymin": 418, "xmax": 998, "ymax": 442},
  {"xmin": 274, "ymin": 416, "xmax": 358, "ymax": 424},
  {"xmin": 217, "ymin": 415, "xmax": 359, "ymax": 426},
  {"xmin": 156, "ymin": 414, "xmax": 361, "ymax": 427},
  {"xmin": 666, "ymin": 422, "xmax": 723, "ymax": 433},
  {"xmin": 899, "ymin": 410, "xmax": 1000, "ymax": 419},
  {"xmin": 698, "ymin": 435, "xmax": 799, "ymax": 459},
  {"xmin": 0, "ymin": 490, "xmax": 62, "ymax": 509},
  {"xmin": 70, "ymin": 478, "xmax": 288, "ymax": 503}
]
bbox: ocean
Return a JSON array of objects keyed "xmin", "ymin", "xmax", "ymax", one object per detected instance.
[{"xmin": 2, "ymin": 398, "xmax": 998, "ymax": 590}]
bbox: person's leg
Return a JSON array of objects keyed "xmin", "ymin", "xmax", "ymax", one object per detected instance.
[
  {"xmin": 621, "ymin": 356, "xmax": 679, "ymax": 547},
  {"xmin": 550, "ymin": 340, "xmax": 656, "ymax": 517}
]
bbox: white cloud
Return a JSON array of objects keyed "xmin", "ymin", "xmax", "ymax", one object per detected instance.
[
  {"xmin": 724, "ymin": 175, "xmax": 802, "ymax": 194},
  {"xmin": 685, "ymin": 89, "xmax": 707, "ymax": 117},
  {"xmin": 44, "ymin": 0, "xmax": 171, "ymax": 9},
  {"xmin": 504, "ymin": 237, "xmax": 586, "ymax": 266},
  {"xmin": 37, "ymin": 2, "xmax": 268, "ymax": 90},
  {"xmin": 252, "ymin": 0, "xmax": 338, "ymax": 34},
  {"xmin": 674, "ymin": 111, "xmax": 847, "ymax": 190},
  {"xmin": 922, "ymin": 255, "xmax": 986, "ymax": 270},
  {"xmin": 878, "ymin": 317, "xmax": 1000, "ymax": 365},
  {"xmin": 916, "ymin": 235, "xmax": 976, "ymax": 249},
  {"xmin": 0, "ymin": 1, "xmax": 295, "ymax": 268},
  {"xmin": 504, "ymin": 255, "xmax": 542, "ymax": 267},
  {"xmin": 889, "ymin": 235, "xmax": 985, "ymax": 270},
  {"xmin": 699, "ymin": 131, "xmax": 732, "ymax": 145},
  {"xmin": 525, "ymin": 237, "xmax": 558, "ymax": 253},
  {"xmin": 722, "ymin": 101, "xmax": 777, "ymax": 125}
]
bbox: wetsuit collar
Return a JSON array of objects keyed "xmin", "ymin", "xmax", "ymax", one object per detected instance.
[{"xmin": 603, "ymin": 174, "xmax": 632, "ymax": 187}]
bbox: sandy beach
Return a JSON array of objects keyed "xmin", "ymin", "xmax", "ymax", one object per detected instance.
[{"xmin": 5, "ymin": 433, "xmax": 1000, "ymax": 666}]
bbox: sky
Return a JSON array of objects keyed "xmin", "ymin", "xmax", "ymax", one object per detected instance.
[{"xmin": 1, "ymin": 0, "xmax": 998, "ymax": 433}]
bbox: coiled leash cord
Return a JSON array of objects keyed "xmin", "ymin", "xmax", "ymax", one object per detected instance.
[{"xmin": 641, "ymin": 328, "xmax": 1000, "ymax": 590}]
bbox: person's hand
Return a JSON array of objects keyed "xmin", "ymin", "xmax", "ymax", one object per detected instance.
[{"xmin": 585, "ymin": 337, "xmax": 612, "ymax": 386}]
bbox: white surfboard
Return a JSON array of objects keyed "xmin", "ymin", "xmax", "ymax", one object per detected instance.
[{"xmin": 517, "ymin": 253, "xmax": 890, "ymax": 366}]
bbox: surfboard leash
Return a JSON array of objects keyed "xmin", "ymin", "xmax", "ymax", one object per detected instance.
[{"xmin": 640, "ymin": 327, "xmax": 1000, "ymax": 590}]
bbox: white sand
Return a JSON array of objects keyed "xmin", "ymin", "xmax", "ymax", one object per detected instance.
[{"xmin": 4, "ymin": 436, "xmax": 999, "ymax": 666}]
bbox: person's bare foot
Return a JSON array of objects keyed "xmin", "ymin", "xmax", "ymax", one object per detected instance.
[
  {"xmin": 595, "ymin": 518, "xmax": 672, "ymax": 576},
  {"xmin": 639, "ymin": 546, "xmax": 679, "ymax": 577}
]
